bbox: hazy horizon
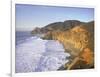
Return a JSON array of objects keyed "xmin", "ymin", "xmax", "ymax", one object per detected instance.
[{"xmin": 16, "ymin": 4, "xmax": 94, "ymax": 31}]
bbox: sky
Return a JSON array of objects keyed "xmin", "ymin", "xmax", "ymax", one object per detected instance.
[{"xmin": 15, "ymin": 4, "xmax": 94, "ymax": 31}]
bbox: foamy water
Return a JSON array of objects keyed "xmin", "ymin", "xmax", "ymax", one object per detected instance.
[{"xmin": 15, "ymin": 36, "xmax": 70, "ymax": 73}]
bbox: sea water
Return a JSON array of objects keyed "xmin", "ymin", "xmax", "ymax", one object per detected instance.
[{"xmin": 15, "ymin": 31, "xmax": 70, "ymax": 73}]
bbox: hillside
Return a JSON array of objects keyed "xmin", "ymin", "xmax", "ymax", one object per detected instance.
[
  {"xmin": 31, "ymin": 20, "xmax": 85, "ymax": 34},
  {"xmin": 31, "ymin": 20, "xmax": 94, "ymax": 70}
]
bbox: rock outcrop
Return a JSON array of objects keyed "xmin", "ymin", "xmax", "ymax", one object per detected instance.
[
  {"xmin": 31, "ymin": 20, "xmax": 94, "ymax": 70},
  {"xmin": 43, "ymin": 24, "xmax": 94, "ymax": 54}
]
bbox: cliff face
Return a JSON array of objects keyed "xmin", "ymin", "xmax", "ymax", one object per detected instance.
[
  {"xmin": 31, "ymin": 20, "xmax": 94, "ymax": 69},
  {"xmin": 43, "ymin": 26, "xmax": 91, "ymax": 56},
  {"xmin": 42, "ymin": 21, "xmax": 94, "ymax": 69}
]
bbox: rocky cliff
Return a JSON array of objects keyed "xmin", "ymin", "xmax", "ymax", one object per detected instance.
[{"xmin": 31, "ymin": 20, "xmax": 94, "ymax": 69}]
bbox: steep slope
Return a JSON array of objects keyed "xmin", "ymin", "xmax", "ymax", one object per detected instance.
[
  {"xmin": 31, "ymin": 20, "xmax": 94, "ymax": 69},
  {"xmin": 42, "ymin": 21, "xmax": 94, "ymax": 69}
]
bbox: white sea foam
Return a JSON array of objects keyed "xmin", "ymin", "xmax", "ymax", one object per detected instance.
[{"xmin": 15, "ymin": 37, "xmax": 70, "ymax": 73}]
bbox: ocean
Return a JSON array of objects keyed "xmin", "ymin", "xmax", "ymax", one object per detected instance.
[
  {"xmin": 15, "ymin": 31, "xmax": 70, "ymax": 72},
  {"xmin": 15, "ymin": 31, "xmax": 32, "ymax": 45}
]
